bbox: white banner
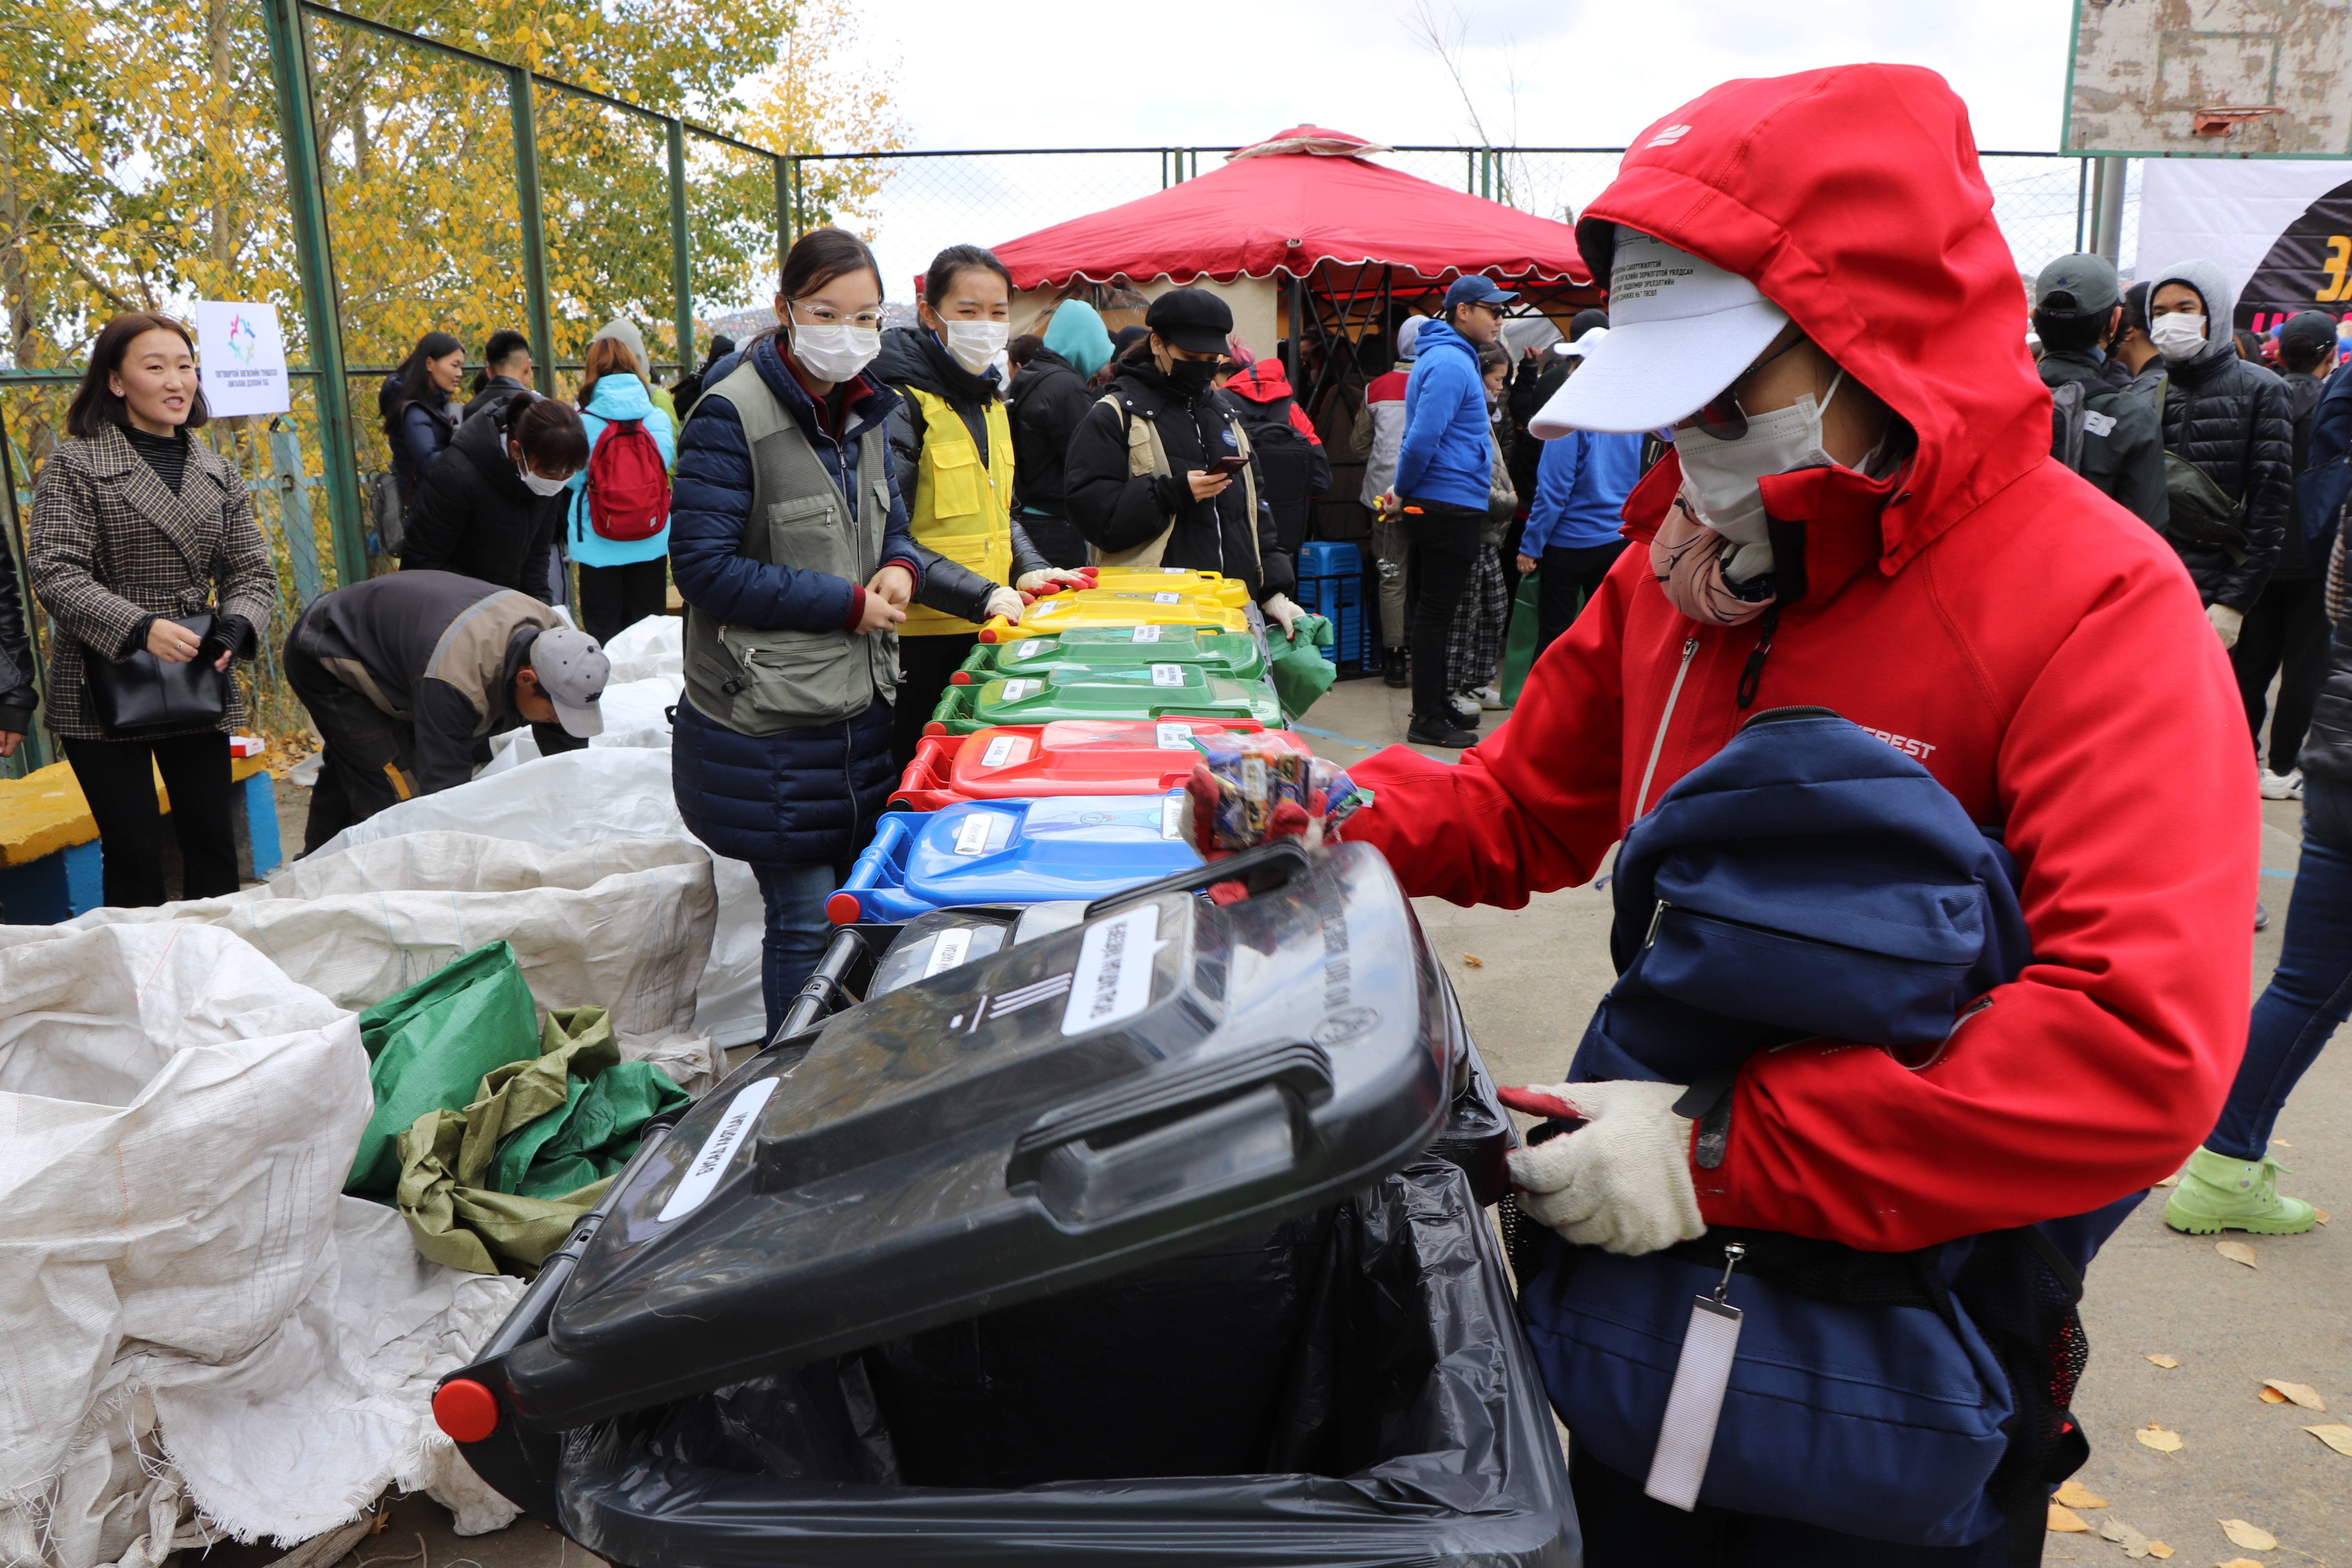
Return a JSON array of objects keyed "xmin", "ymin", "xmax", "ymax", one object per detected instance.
[
  {"xmin": 2137, "ymin": 161, "xmax": 2352, "ymax": 333},
  {"xmin": 193, "ymin": 300, "xmax": 290, "ymax": 417}
]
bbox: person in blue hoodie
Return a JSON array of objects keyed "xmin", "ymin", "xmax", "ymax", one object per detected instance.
[
  {"xmin": 1516, "ymin": 328, "xmax": 1648, "ymax": 656},
  {"xmin": 566, "ymin": 334, "xmax": 677, "ymax": 640},
  {"xmin": 1385, "ymin": 274, "xmax": 1516, "ymax": 746}
]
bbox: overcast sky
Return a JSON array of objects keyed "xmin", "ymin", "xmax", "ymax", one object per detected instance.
[{"xmin": 838, "ymin": 0, "xmax": 2074, "ymax": 154}]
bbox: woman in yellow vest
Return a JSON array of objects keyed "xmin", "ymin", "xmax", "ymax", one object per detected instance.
[{"xmin": 876, "ymin": 244, "xmax": 1089, "ymax": 764}]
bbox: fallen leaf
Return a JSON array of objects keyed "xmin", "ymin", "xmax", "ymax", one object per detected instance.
[
  {"xmin": 2219, "ymin": 1519, "xmax": 2278, "ymax": 1552},
  {"xmin": 2048, "ymin": 1504, "xmax": 2090, "ymax": 1532},
  {"xmin": 2263, "ymin": 1379, "xmax": 2325, "ymax": 1411},
  {"xmin": 2259, "ymin": 1385, "xmax": 2291, "ymax": 1404},
  {"xmin": 2146, "ymin": 1543, "xmax": 2173, "ymax": 1561},
  {"xmin": 2273, "ymin": 1140, "xmax": 2293, "ymax": 1147},
  {"xmin": 2057, "ymin": 1478, "xmax": 2109, "ymax": 1508},
  {"xmin": 2216, "ymin": 1240, "xmax": 2259, "ymax": 1269},
  {"xmin": 2154, "ymin": 1168, "xmax": 2183, "ymax": 1187},
  {"xmin": 2144, "ymin": 1354, "xmax": 2181, "ymax": 1370},
  {"xmin": 2100, "ymin": 1517, "xmax": 2155, "ymax": 1556},
  {"xmin": 1459, "ymin": 954, "xmax": 1484, "ymax": 968},
  {"xmin": 2136, "ymin": 1423, "xmax": 2184, "ymax": 1452},
  {"xmin": 2305, "ymin": 1423, "xmax": 2352, "ymax": 1457},
  {"xmin": 2314, "ymin": 1207, "xmax": 2331, "ymax": 1226},
  {"xmin": 2216, "ymin": 1560, "xmax": 2267, "ymax": 1568}
]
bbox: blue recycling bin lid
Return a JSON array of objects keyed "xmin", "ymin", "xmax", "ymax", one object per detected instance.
[{"xmin": 828, "ymin": 794, "xmax": 1200, "ymax": 924}]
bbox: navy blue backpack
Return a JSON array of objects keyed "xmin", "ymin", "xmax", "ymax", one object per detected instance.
[{"xmin": 1512, "ymin": 708, "xmax": 2139, "ymax": 1561}]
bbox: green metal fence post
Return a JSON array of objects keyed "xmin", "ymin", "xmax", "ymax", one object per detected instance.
[
  {"xmin": 508, "ymin": 67, "xmax": 556, "ymax": 394},
  {"xmin": 668, "ymin": 120, "xmax": 694, "ymax": 372},
  {"xmin": 773, "ymin": 155, "xmax": 792, "ymax": 276},
  {"xmin": 260, "ymin": 0, "xmax": 365, "ymax": 592}
]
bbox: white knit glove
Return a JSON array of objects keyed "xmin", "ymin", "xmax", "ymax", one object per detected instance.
[
  {"xmin": 1262, "ymin": 592, "xmax": 1305, "ymax": 639},
  {"xmin": 1503, "ymin": 1080, "xmax": 1705, "ymax": 1256},
  {"xmin": 2209, "ymin": 603, "xmax": 2243, "ymax": 649},
  {"xmin": 985, "ymin": 586, "xmax": 1026, "ymax": 624}
]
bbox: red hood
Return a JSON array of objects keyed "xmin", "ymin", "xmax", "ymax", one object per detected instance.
[
  {"xmin": 1225, "ymin": 360, "xmax": 1295, "ymax": 403},
  {"xmin": 1579, "ymin": 65, "xmax": 2047, "ymax": 575}
]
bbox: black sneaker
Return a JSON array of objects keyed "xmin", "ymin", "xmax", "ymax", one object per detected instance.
[
  {"xmin": 1382, "ymin": 648, "xmax": 1409, "ymax": 688},
  {"xmin": 1406, "ymin": 713, "xmax": 1479, "ymax": 748}
]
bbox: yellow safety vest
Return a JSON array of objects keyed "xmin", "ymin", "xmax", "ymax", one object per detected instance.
[{"xmin": 900, "ymin": 385, "xmax": 1014, "ymax": 636}]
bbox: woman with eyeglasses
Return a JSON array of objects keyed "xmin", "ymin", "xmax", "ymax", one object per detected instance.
[{"xmin": 668, "ymin": 227, "xmax": 983, "ymax": 1039}]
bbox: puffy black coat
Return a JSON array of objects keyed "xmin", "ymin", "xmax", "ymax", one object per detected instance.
[
  {"xmin": 0, "ymin": 542, "xmax": 33, "ymax": 733},
  {"xmin": 1006, "ymin": 347, "xmax": 1099, "ymax": 566},
  {"xmin": 398, "ymin": 399, "xmax": 563, "ymax": 600},
  {"xmin": 1064, "ymin": 359, "xmax": 1292, "ymax": 601},
  {"xmin": 2158, "ymin": 348, "xmax": 2294, "ymax": 610}
]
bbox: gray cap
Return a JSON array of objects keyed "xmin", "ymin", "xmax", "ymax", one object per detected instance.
[
  {"xmin": 529, "ymin": 625, "xmax": 610, "ymax": 738},
  {"xmin": 2279, "ymin": 309, "xmax": 2340, "ymax": 350},
  {"xmin": 2033, "ymin": 253, "xmax": 2121, "ymax": 318}
]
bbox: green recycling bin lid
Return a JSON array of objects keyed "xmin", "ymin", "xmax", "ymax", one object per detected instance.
[
  {"xmin": 928, "ymin": 665, "xmax": 1284, "ymax": 736},
  {"xmin": 966, "ymin": 625, "xmax": 1268, "ymax": 685}
]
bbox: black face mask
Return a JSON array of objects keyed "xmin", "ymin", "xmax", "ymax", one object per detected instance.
[{"xmin": 1165, "ymin": 358, "xmax": 1216, "ymax": 395}]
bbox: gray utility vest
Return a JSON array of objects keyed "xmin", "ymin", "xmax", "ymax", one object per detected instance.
[{"xmin": 683, "ymin": 360, "xmax": 900, "ymax": 736}]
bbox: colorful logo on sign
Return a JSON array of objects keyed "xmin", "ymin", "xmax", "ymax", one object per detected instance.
[{"xmin": 223, "ymin": 311, "xmax": 262, "ymax": 363}]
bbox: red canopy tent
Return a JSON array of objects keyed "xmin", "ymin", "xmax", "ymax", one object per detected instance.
[{"xmin": 993, "ymin": 127, "xmax": 1601, "ymax": 475}]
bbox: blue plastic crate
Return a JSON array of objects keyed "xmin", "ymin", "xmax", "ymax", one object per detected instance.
[
  {"xmin": 1296, "ymin": 540, "xmax": 1361, "ymax": 580},
  {"xmin": 1296, "ymin": 571, "xmax": 1365, "ymax": 666}
]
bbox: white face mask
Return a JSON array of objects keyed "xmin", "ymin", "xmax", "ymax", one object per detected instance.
[
  {"xmin": 937, "ymin": 319, "xmax": 1010, "ymax": 376},
  {"xmin": 790, "ymin": 322, "xmax": 882, "ymax": 383},
  {"xmin": 517, "ymin": 462, "xmax": 571, "ymax": 497},
  {"xmin": 2151, "ymin": 310, "xmax": 2208, "ymax": 362},
  {"xmin": 1674, "ymin": 370, "xmax": 1847, "ymax": 579}
]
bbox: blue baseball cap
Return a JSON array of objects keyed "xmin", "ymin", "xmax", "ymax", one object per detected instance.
[{"xmin": 1444, "ymin": 275, "xmax": 1520, "ymax": 311}]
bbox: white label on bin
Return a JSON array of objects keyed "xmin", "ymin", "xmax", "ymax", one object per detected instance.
[
  {"xmin": 1149, "ymin": 663, "xmax": 1185, "ymax": 687},
  {"xmin": 953, "ymin": 812, "xmax": 996, "ymax": 855},
  {"xmin": 1152, "ymin": 592, "xmax": 1181, "ymax": 604},
  {"xmin": 922, "ymin": 927, "xmax": 974, "ymax": 978},
  {"xmin": 1060, "ymin": 904, "xmax": 1166, "ymax": 1036},
  {"xmin": 1011, "ymin": 640, "xmax": 1044, "ymax": 660},
  {"xmin": 1130, "ymin": 625, "xmax": 1162, "ymax": 643},
  {"xmin": 1161, "ymin": 792, "xmax": 1186, "ymax": 839},
  {"xmin": 657, "ymin": 1076, "xmax": 781, "ymax": 1223},
  {"xmin": 980, "ymin": 734, "xmax": 1030, "ymax": 769},
  {"xmin": 1156, "ymin": 721, "xmax": 1195, "ymax": 750},
  {"xmin": 998, "ymin": 679, "xmax": 1038, "ymax": 701}
]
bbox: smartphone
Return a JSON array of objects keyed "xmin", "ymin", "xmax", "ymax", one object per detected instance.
[{"xmin": 1206, "ymin": 454, "xmax": 1249, "ymax": 477}]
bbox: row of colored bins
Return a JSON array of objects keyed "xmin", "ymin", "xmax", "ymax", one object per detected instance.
[
  {"xmin": 827, "ymin": 795, "xmax": 1202, "ymax": 924},
  {"xmin": 1294, "ymin": 540, "xmax": 1366, "ymax": 669},
  {"xmin": 978, "ymin": 588, "xmax": 1251, "ymax": 644},
  {"xmin": 954, "ymin": 625, "xmax": 1269, "ymax": 685},
  {"xmin": 925, "ymin": 666, "xmax": 1283, "ymax": 737},
  {"xmin": 891, "ymin": 720, "xmax": 1311, "ymax": 813}
]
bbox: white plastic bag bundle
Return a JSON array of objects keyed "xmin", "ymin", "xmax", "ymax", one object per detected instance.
[
  {"xmin": 314, "ymin": 749, "xmax": 764, "ymax": 1046},
  {"xmin": 600, "ymin": 613, "xmax": 684, "ymax": 685},
  {"xmin": 481, "ymin": 673, "xmax": 681, "ymax": 777},
  {"xmin": 62, "ymin": 831, "xmax": 720, "ymax": 1084},
  {"xmin": 0, "ymin": 925, "xmax": 525, "ymax": 1567}
]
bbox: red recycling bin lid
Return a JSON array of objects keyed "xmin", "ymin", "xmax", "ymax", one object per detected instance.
[{"xmin": 894, "ymin": 720, "xmax": 1310, "ymax": 811}]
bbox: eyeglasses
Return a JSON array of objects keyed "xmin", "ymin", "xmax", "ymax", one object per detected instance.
[
  {"xmin": 1690, "ymin": 334, "xmax": 1808, "ymax": 441},
  {"xmin": 791, "ymin": 299, "xmax": 885, "ymax": 331}
]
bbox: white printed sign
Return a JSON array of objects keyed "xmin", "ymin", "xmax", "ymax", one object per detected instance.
[
  {"xmin": 1149, "ymin": 663, "xmax": 1185, "ymax": 687},
  {"xmin": 1131, "ymin": 625, "xmax": 1163, "ymax": 643},
  {"xmin": 922, "ymin": 926, "xmax": 974, "ymax": 978},
  {"xmin": 1152, "ymin": 592, "xmax": 1181, "ymax": 604},
  {"xmin": 1156, "ymin": 721, "xmax": 1195, "ymax": 750},
  {"xmin": 980, "ymin": 734, "xmax": 1030, "ymax": 768},
  {"xmin": 1060, "ymin": 904, "xmax": 1166, "ymax": 1036},
  {"xmin": 998, "ymin": 679, "xmax": 1038, "ymax": 701},
  {"xmin": 1161, "ymin": 792, "xmax": 1186, "ymax": 840},
  {"xmin": 657, "ymin": 1076, "xmax": 782, "ymax": 1222},
  {"xmin": 194, "ymin": 300, "xmax": 290, "ymax": 417},
  {"xmin": 953, "ymin": 813, "xmax": 996, "ymax": 855}
]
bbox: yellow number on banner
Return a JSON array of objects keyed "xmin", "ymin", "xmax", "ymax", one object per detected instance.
[{"xmin": 2320, "ymin": 236, "xmax": 2352, "ymax": 303}]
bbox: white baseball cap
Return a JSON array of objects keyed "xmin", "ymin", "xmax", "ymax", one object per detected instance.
[
  {"xmin": 1553, "ymin": 326, "xmax": 1611, "ymax": 359},
  {"xmin": 1530, "ymin": 232, "xmax": 1788, "ymax": 436}
]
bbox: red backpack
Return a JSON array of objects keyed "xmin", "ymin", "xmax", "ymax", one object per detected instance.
[{"xmin": 585, "ymin": 418, "xmax": 670, "ymax": 541}]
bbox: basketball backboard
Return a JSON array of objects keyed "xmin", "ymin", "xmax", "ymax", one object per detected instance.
[{"xmin": 2066, "ymin": 0, "xmax": 2352, "ymax": 157}]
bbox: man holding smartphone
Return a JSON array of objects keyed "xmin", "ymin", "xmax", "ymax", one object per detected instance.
[
  {"xmin": 1382, "ymin": 275, "xmax": 1517, "ymax": 747},
  {"xmin": 1065, "ymin": 289, "xmax": 1301, "ymax": 632}
]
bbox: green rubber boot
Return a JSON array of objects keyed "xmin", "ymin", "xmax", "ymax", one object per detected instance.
[{"xmin": 2161, "ymin": 1146, "xmax": 2316, "ymax": 1235}]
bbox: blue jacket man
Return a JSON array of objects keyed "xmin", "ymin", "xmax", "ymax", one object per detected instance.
[
  {"xmin": 1519, "ymin": 331, "xmax": 1649, "ymax": 656},
  {"xmin": 1388, "ymin": 274, "xmax": 1518, "ymax": 747}
]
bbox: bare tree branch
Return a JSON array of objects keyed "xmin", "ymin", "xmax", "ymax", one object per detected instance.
[{"xmin": 1407, "ymin": 0, "xmax": 1495, "ymax": 150}]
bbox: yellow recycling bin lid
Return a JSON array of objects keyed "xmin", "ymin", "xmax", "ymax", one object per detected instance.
[
  {"xmin": 1083, "ymin": 568, "xmax": 1250, "ymax": 609},
  {"xmin": 980, "ymin": 587, "xmax": 1251, "ymax": 643}
]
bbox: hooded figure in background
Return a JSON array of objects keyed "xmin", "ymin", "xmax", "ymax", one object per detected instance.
[
  {"xmin": 2143, "ymin": 259, "xmax": 2293, "ymax": 646},
  {"xmin": 1007, "ymin": 298, "xmax": 1117, "ymax": 568},
  {"xmin": 1291, "ymin": 64, "xmax": 2254, "ymax": 1559},
  {"xmin": 1353, "ymin": 313, "xmax": 1427, "ymax": 684}
]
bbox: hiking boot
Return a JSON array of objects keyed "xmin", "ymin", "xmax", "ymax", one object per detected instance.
[
  {"xmin": 2161, "ymin": 1146, "xmax": 2317, "ymax": 1235},
  {"xmin": 1406, "ymin": 712, "xmax": 1479, "ymax": 748},
  {"xmin": 1382, "ymin": 648, "xmax": 1408, "ymax": 688}
]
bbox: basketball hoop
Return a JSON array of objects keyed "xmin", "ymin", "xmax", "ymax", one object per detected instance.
[{"xmin": 2192, "ymin": 106, "xmax": 2286, "ymax": 138}]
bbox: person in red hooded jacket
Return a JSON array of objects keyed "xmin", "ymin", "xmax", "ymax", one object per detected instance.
[{"xmin": 1199, "ymin": 65, "xmax": 2257, "ymax": 1561}]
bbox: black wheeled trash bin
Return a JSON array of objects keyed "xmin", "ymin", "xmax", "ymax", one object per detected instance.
[{"xmin": 432, "ymin": 840, "xmax": 1579, "ymax": 1567}]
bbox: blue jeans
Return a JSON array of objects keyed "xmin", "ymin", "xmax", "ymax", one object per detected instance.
[
  {"xmin": 2208, "ymin": 776, "xmax": 2352, "ymax": 1159},
  {"xmin": 753, "ymin": 861, "xmax": 844, "ymax": 1043}
]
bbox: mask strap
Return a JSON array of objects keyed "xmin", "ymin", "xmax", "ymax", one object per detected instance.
[{"xmin": 1814, "ymin": 367, "xmax": 1846, "ymax": 419}]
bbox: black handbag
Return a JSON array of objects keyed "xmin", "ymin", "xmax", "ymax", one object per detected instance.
[{"xmin": 85, "ymin": 613, "xmax": 231, "ymax": 735}]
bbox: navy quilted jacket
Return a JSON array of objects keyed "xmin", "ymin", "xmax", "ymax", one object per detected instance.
[{"xmin": 667, "ymin": 334, "xmax": 912, "ymax": 867}]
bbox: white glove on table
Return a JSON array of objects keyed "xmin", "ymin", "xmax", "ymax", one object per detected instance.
[
  {"xmin": 985, "ymin": 585, "xmax": 1026, "ymax": 624},
  {"xmin": 1504, "ymin": 1079, "xmax": 1705, "ymax": 1256},
  {"xmin": 2209, "ymin": 603, "xmax": 2243, "ymax": 649}
]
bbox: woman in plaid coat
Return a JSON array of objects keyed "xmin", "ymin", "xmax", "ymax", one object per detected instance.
[{"xmin": 27, "ymin": 312, "xmax": 276, "ymax": 907}]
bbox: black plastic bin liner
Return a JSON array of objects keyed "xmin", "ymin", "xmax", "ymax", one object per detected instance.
[{"xmin": 557, "ymin": 1160, "xmax": 1577, "ymax": 1568}]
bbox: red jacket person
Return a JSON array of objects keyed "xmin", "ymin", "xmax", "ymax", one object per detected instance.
[{"xmin": 1333, "ymin": 64, "xmax": 2256, "ymax": 1559}]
